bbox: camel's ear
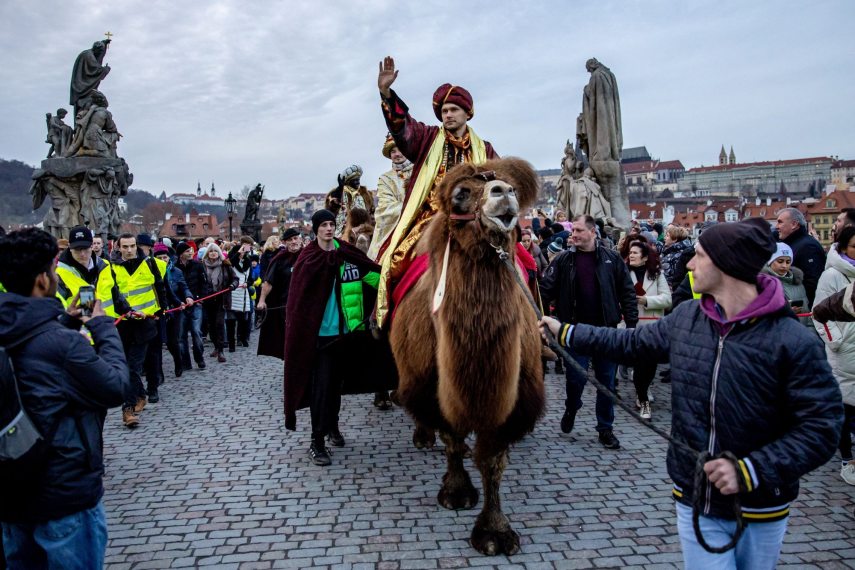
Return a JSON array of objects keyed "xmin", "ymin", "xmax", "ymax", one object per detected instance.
[
  {"xmin": 490, "ymin": 157, "xmax": 540, "ymax": 210},
  {"xmin": 437, "ymin": 162, "xmax": 480, "ymax": 214}
]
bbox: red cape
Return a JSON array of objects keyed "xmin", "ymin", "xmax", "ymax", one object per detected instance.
[{"xmin": 282, "ymin": 239, "xmax": 380, "ymax": 430}]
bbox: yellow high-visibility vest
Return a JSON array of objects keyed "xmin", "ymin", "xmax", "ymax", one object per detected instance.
[
  {"xmin": 56, "ymin": 258, "xmax": 109, "ymax": 304},
  {"xmin": 687, "ymin": 271, "xmax": 702, "ymax": 300},
  {"xmin": 96, "ymin": 258, "xmax": 163, "ymax": 318}
]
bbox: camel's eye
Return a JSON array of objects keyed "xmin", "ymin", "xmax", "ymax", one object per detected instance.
[
  {"xmin": 452, "ymin": 186, "xmax": 469, "ymax": 199},
  {"xmin": 489, "ymin": 186, "xmax": 503, "ymax": 197}
]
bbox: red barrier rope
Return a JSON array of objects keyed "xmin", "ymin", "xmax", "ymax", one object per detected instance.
[{"xmin": 112, "ymin": 285, "xmax": 246, "ymax": 325}]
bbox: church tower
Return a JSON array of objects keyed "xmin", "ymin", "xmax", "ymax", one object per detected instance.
[
  {"xmin": 729, "ymin": 146, "xmax": 736, "ymax": 165},
  {"xmin": 719, "ymin": 145, "xmax": 727, "ymax": 166},
  {"xmin": 210, "ymin": 182, "xmax": 216, "ymax": 197},
  {"xmin": 196, "ymin": 181, "xmax": 202, "ymax": 196}
]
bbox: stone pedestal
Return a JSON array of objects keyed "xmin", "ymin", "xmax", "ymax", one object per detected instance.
[
  {"xmin": 590, "ymin": 159, "xmax": 630, "ymax": 229},
  {"xmin": 240, "ymin": 220, "xmax": 262, "ymax": 244},
  {"xmin": 30, "ymin": 156, "xmax": 132, "ymax": 239}
]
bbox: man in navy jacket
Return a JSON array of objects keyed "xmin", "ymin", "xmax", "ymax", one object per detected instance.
[
  {"xmin": 0, "ymin": 228, "xmax": 129, "ymax": 568},
  {"xmin": 541, "ymin": 218, "xmax": 842, "ymax": 569}
]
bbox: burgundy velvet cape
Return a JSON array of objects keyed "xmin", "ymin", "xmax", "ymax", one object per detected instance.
[{"xmin": 282, "ymin": 239, "xmax": 384, "ymax": 430}]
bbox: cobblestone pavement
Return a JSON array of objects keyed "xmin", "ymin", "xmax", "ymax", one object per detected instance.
[{"xmin": 102, "ymin": 339, "xmax": 855, "ymax": 569}]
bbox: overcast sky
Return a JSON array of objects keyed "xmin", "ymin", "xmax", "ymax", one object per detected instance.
[{"xmin": 1, "ymin": 0, "xmax": 852, "ymax": 200}]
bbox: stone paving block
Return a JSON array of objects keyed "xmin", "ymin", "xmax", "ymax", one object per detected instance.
[{"xmin": 99, "ymin": 342, "xmax": 855, "ymax": 567}]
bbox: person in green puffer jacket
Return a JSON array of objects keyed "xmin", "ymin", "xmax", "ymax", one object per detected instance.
[{"xmin": 283, "ymin": 210, "xmax": 381, "ymax": 467}]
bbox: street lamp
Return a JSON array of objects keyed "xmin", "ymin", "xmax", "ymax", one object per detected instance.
[{"xmin": 225, "ymin": 191, "xmax": 237, "ymax": 241}]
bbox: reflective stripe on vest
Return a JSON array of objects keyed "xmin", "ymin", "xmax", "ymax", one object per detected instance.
[{"xmin": 95, "ymin": 261, "xmax": 161, "ymax": 317}]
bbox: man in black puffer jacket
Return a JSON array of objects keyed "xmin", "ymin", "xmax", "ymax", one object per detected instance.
[
  {"xmin": 541, "ymin": 218, "xmax": 842, "ymax": 569},
  {"xmin": 0, "ymin": 228, "xmax": 130, "ymax": 568},
  {"xmin": 540, "ymin": 214, "xmax": 638, "ymax": 450}
]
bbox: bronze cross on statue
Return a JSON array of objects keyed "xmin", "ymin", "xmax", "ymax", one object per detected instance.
[{"xmin": 104, "ymin": 31, "xmax": 113, "ymax": 41}]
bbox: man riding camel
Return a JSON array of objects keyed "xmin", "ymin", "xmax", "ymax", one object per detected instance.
[{"xmin": 374, "ymin": 56, "xmax": 498, "ymax": 325}]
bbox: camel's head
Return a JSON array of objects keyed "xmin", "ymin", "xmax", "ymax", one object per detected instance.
[{"xmin": 439, "ymin": 157, "xmax": 539, "ymax": 239}]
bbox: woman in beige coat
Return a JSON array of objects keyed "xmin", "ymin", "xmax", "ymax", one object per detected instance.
[{"xmin": 626, "ymin": 242, "xmax": 672, "ymax": 419}]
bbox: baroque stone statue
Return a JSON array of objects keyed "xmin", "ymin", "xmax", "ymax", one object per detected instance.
[
  {"xmin": 70, "ymin": 40, "xmax": 111, "ymax": 119},
  {"xmin": 45, "ymin": 109, "xmax": 73, "ymax": 158},
  {"xmin": 243, "ymin": 184, "xmax": 264, "ymax": 223},
  {"xmin": 573, "ymin": 58, "xmax": 629, "ymax": 227},
  {"xmin": 30, "ymin": 36, "xmax": 132, "ymax": 241},
  {"xmin": 556, "ymin": 140, "xmax": 612, "ymax": 222},
  {"xmin": 64, "ymin": 90, "xmax": 121, "ymax": 158}
]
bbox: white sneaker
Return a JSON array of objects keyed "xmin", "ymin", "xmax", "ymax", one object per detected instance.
[
  {"xmin": 640, "ymin": 401, "xmax": 652, "ymax": 420},
  {"xmin": 842, "ymin": 462, "xmax": 855, "ymax": 485}
]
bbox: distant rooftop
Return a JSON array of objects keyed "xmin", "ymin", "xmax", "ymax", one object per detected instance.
[
  {"xmin": 689, "ymin": 156, "xmax": 833, "ymax": 173},
  {"xmin": 621, "ymin": 146, "xmax": 652, "ymax": 163}
]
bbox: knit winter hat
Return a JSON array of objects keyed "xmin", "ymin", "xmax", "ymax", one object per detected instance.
[
  {"xmin": 768, "ymin": 242, "xmax": 793, "ymax": 264},
  {"xmin": 547, "ymin": 237, "xmax": 564, "ymax": 255},
  {"xmin": 136, "ymin": 233, "xmax": 154, "ymax": 247},
  {"xmin": 432, "ymin": 84, "xmax": 474, "ymax": 120},
  {"xmin": 175, "ymin": 242, "xmax": 191, "ymax": 256},
  {"xmin": 152, "ymin": 243, "xmax": 169, "ymax": 256},
  {"xmin": 698, "ymin": 217, "xmax": 775, "ymax": 283},
  {"xmin": 311, "ymin": 209, "xmax": 336, "ymax": 234}
]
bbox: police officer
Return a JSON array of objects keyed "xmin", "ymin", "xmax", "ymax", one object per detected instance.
[
  {"xmin": 56, "ymin": 226, "xmax": 110, "ymax": 307},
  {"xmin": 96, "ymin": 233, "xmax": 168, "ymax": 427}
]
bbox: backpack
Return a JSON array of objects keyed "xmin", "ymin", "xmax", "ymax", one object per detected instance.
[{"xmin": 0, "ymin": 323, "xmax": 57, "ymax": 489}]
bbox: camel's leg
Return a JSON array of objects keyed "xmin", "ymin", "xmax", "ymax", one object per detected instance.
[
  {"xmin": 470, "ymin": 434, "xmax": 519, "ymax": 556},
  {"xmin": 413, "ymin": 423, "xmax": 437, "ymax": 449},
  {"xmin": 436, "ymin": 431, "xmax": 478, "ymax": 510}
]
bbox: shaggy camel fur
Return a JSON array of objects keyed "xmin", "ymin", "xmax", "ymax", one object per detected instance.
[{"xmin": 391, "ymin": 157, "xmax": 545, "ymax": 555}]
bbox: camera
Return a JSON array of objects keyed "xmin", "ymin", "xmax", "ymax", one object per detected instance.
[{"xmin": 79, "ymin": 285, "xmax": 95, "ymax": 317}]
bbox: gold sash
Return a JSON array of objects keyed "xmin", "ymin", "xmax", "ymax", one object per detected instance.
[{"xmin": 375, "ymin": 126, "xmax": 487, "ymax": 325}]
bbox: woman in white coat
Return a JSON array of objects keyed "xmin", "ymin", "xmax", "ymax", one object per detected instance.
[
  {"xmin": 626, "ymin": 242, "xmax": 672, "ymax": 420},
  {"xmin": 813, "ymin": 225, "xmax": 855, "ymax": 485}
]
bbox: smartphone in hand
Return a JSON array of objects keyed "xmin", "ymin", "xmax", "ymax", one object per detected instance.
[{"xmin": 79, "ymin": 285, "xmax": 95, "ymax": 317}]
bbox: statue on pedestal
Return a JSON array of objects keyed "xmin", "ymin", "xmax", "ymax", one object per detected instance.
[
  {"xmin": 29, "ymin": 35, "xmax": 133, "ymax": 241},
  {"xmin": 556, "ymin": 140, "xmax": 612, "ymax": 222},
  {"xmin": 241, "ymin": 184, "xmax": 264, "ymax": 243},
  {"xmin": 64, "ymin": 90, "xmax": 121, "ymax": 158},
  {"xmin": 570, "ymin": 57, "xmax": 629, "ymax": 227},
  {"xmin": 243, "ymin": 184, "xmax": 264, "ymax": 223},
  {"xmin": 70, "ymin": 40, "xmax": 111, "ymax": 119},
  {"xmin": 45, "ymin": 109, "xmax": 73, "ymax": 158}
]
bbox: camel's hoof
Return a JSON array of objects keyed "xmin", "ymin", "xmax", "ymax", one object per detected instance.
[
  {"xmin": 470, "ymin": 525, "xmax": 520, "ymax": 556},
  {"xmin": 413, "ymin": 426, "xmax": 436, "ymax": 450},
  {"xmin": 437, "ymin": 475, "xmax": 478, "ymax": 510}
]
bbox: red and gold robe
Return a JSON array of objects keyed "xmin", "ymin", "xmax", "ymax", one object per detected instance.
[{"xmin": 375, "ymin": 89, "xmax": 498, "ymax": 325}]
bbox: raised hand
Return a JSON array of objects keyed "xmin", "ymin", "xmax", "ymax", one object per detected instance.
[{"xmin": 378, "ymin": 56, "xmax": 398, "ymax": 98}]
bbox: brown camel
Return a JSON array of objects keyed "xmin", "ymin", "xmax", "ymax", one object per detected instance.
[{"xmin": 390, "ymin": 157, "xmax": 545, "ymax": 555}]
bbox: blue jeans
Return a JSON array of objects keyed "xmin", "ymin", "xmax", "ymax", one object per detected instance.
[
  {"xmin": 2, "ymin": 501, "xmax": 107, "ymax": 569},
  {"xmin": 180, "ymin": 304, "xmax": 204, "ymax": 366},
  {"xmin": 676, "ymin": 502, "xmax": 787, "ymax": 570},
  {"xmin": 564, "ymin": 348, "xmax": 617, "ymax": 432}
]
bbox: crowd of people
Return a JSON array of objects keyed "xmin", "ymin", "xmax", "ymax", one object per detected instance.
[{"xmin": 0, "ymin": 55, "xmax": 852, "ymax": 569}]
